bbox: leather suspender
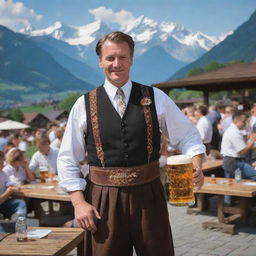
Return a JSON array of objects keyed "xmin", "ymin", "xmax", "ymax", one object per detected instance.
[{"xmin": 89, "ymin": 88, "xmax": 105, "ymax": 167}]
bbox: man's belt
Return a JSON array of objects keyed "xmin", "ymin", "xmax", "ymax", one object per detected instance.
[{"xmin": 88, "ymin": 161, "xmax": 160, "ymax": 187}]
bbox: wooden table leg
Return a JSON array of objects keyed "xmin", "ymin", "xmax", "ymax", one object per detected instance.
[
  {"xmin": 77, "ymin": 238, "xmax": 85, "ymax": 256},
  {"xmin": 217, "ymin": 195, "xmax": 225, "ymax": 223},
  {"xmin": 240, "ymin": 197, "xmax": 250, "ymax": 223},
  {"xmin": 187, "ymin": 193, "xmax": 208, "ymax": 214},
  {"xmin": 202, "ymin": 195, "xmax": 237, "ymax": 234}
]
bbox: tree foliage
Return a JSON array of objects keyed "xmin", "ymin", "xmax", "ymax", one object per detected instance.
[
  {"xmin": 186, "ymin": 60, "xmax": 244, "ymax": 78},
  {"xmin": 8, "ymin": 108, "xmax": 24, "ymax": 122},
  {"xmin": 58, "ymin": 92, "xmax": 82, "ymax": 113}
]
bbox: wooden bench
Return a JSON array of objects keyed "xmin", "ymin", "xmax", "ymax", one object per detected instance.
[
  {"xmin": 0, "ymin": 227, "xmax": 84, "ymax": 256},
  {"xmin": 193, "ymin": 177, "xmax": 256, "ymax": 234}
]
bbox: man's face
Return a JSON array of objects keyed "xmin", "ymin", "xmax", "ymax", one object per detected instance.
[
  {"xmin": 194, "ymin": 110, "xmax": 201, "ymax": 120},
  {"xmin": 99, "ymin": 40, "xmax": 133, "ymax": 87},
  {"xmin": 235, "ymin": 115, "xmax": 248, "ymax": 130},
  {"xmin": 36, "ymin": 142, "xmax": 50, "ymax": 155}
]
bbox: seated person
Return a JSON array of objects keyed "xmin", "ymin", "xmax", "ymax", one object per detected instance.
[
  {"xmin": 194, "ymin": 105, "xmax": 213, "ymax": 155},
  {"xmin": 221, "ymin": 111, "xmax": 256, "ymax": 180},
  {"xmin": 3, "ymin": 148, "xmax": 35, "ymax": 185},
  {"xmin": 29, "ymin": 136, "xmax": 59, "ymax": 175},
  {"xmin": 0, "ymin": 151, "xmax": 27, "ymax": 219}
]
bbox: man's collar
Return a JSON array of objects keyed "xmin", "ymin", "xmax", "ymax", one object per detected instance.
[{"xmin": 103, "ymin": 79, "xmax": 132, "ymax": 100}]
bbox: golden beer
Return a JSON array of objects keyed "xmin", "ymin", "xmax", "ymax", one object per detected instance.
[
  {"xmin": 167, "ymin": 155, "xmax": 195, "ymax": 206},
  {"xmin": 39, "ymin": 167, "xmax": 49, "ymax": 183}
]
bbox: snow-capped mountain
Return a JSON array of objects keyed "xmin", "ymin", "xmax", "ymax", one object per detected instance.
[{"xmin": 21, "ymin": 16, "xmax": 229, "ymax": 63}]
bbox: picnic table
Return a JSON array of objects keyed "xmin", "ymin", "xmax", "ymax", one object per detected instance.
[
  {"xmin": 13, "ymin": 182, "xmax": 72, "ymax": 226},
  {"xmin": 15, "ymin": 182, "xmax": 70, "ymax": 202},
  {"xmin": 194, "ymin": 177, "xmax": 256, "ymax": 234},
  {"xmin": 0, "ymin": 227, "xmax": 84, "ymax": 256}
]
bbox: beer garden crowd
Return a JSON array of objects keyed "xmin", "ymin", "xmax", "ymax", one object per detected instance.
[{"xmin": 0, "ymin": 99, "xmax": 256, "ymax": 225}]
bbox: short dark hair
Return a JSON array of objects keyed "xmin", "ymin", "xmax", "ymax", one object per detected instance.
[
  {"xmin": 232, "ymin": 110, "xmax": 248, "ymax": 120},
  {"xmin": 35, "ymin": 135, "xmax": 50, "ymax": 145},
  {"xmin": 96, "ymin": 31, "xmax": 135, "ymax": 58},
  {"xmin": 196, "ymin": 105, "xmax": 208, "ymax": 116}
]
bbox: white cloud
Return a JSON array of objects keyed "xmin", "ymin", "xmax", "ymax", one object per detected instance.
[
  {"xmin": 0, "ymin": 0, "xmax": 42, "ymax": 31},
  {"xmin": 89, "ymin": 6, "xmax": 136, "ymax": 30}
]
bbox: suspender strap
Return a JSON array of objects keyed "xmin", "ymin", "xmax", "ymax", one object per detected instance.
[
  {"xmin": 89, "ymin": 89, "xmax": 105, "ymax": 167},
  {"xmin": 140, "ymin": 85, "xmax": 153, "ymax": 163}
]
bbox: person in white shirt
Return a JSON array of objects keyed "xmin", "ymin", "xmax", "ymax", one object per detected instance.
[
  {"xmin": 48, "ymin": 123, "xmax": 59, "ymax": 143},
  {"xmin": 29, "ymin": 136, "xmax": 59, "ymax": 175},
  {"xmin": 50, "ymin": 127, "xmax": 65, "ymax": 149},
  {"xmin": 195, "ymin": 105, "xmax": 213, "ymax": 155},
  {"xmin": 57, "ymin": 31, "xmax": 205, "ymax": 256},
  {"xmin": 0, "ymin": 151, "xmax": 27, "ymax": 218},
  {"xmin": 221, "ymin": 111, "xmax": 256, "ymax": 180},
  {"xmin": 3, "ymin": 148, "xmax": 35, "ymax": 185}
]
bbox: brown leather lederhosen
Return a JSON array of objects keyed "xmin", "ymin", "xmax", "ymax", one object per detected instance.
[{"xmin": 84, "ymin": 84, "xmax": 174, "ymax": 256}]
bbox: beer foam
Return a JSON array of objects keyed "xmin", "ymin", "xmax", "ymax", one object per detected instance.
[{"xmin": 167, "ymin": 155, "xmax": 192, "ymax": 165}]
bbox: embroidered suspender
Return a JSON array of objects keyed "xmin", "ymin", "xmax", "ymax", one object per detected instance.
[
  {"xmin": 140, "ymin": 85, "xmax": 153, "ymax": 163},
  {"xmin": 88, "ymin": 85, "xmax": 154, "ymax": 167},
  {"xmin": 89, "ymin": 89, "xmax": 105, "ymax": 167}
]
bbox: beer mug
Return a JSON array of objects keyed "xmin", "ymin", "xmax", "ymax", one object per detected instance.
[
  {"xmin": 39, "ymin": 166, "xmax": 49, "ymax": 183},
  {"xmin": 167, "ymin": 155, "xmax": 195, "ymax": 206}
]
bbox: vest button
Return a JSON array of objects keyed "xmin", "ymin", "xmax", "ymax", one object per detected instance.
[
  {"xmin": 121, "ymin": 122, "xmax": 126, "ymax": 127},
  {"xmin": 125, "ymin": 154, "xmax": 129, "ymax": 158},
  {"xmin": 124, "ymin": 143, "xmax": 128, "ymax": 148}
]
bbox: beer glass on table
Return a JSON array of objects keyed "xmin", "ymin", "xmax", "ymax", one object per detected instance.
[
  {"xmin": 39, "ymin": 166, "xmax": 49, "ymax": 183},
  {"xmin": 167, "ymin": 155, "xmax": 195, "ymax": 206}
]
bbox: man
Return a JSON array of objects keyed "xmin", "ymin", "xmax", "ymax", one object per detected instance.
[
  {"xmin": 194, "ymin": 105, "xmax": 213, "ymax": 155},
  {"xmin": 58, "ymin": 31, "xmax": 205, "ymax": 256},
  {"xmin": 29, "ymin": 136, "xmax": 59, "ymax": 175},
  {"xmin": 206, "ymin": 104, "xmax": 221, "ymax": 151},
  {"xmin": 221, "ymin": 111, "xmax": 256, "ymax": 179}
]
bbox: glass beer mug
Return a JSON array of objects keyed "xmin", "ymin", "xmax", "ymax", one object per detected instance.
[{"xmin": 167, "ymin": 155, "xmax": 195, "ymax": 206}]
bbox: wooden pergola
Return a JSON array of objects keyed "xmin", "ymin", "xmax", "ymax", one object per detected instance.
[{"xmin": 153, "ymin": 62, "xmax": 256, "ymax": 105}]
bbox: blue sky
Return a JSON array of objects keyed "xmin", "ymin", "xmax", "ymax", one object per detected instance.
[{"xmin": 0, "ymin": 0, "xmax": 256, "ymax": 36}]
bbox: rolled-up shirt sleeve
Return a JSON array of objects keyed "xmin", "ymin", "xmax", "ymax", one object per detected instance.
[
  {"xmin": 57, "ymin": 96, "xmax": 87, "ymax": 192},
  {"xmin": 153, "ymin": 87, "xmax": 205, "ymax": 158}
]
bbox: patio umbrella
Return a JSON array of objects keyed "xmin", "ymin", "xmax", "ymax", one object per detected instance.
[{"xmin": 0, "ymin": 120, "xmax": 30, "ymax": 130}]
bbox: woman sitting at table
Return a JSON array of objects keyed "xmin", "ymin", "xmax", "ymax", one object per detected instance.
[
  {"xmin": 0, "ymin": 151, "xmax": 27, "ymax": 219},
  {"xmin": 3, "ymin": 148, "xmax": 35, "ymax": 185}
]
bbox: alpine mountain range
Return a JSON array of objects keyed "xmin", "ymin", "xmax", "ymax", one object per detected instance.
[
  {"xmin": 21, "ymin": 15, "xmax": 229, "ymax": 85},
  {"xmin": 1, "ymin": 14, "xmax": 233, "ymax": 106}
]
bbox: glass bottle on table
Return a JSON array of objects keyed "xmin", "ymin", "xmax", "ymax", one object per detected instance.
[
  {"xmin": 15, "ymin": 216, "xmax": 27, "ymax": 242},
  {"xmin": 235, "ymin": 168, "xmax": 242, "ymax": 183}
]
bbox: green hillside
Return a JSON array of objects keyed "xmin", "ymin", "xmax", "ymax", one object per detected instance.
[{"xmin": 171, "ymin": 10, "xmax": 256, "ymax": 79}]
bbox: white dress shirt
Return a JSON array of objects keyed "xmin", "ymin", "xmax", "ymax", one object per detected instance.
[
  {"xmin": 3, "ymin": 164, "xmax": 28, "ymax": 186},
  {"xmin": 0, "ymin": 171, "xmax": 11, "ymax": 195},
  {"xmin": 221, "ymin": 123, "xmax": 246, "ymax": 158},
  {"xmin": 196, "ymin": 116, "xmax": 213, "ymax": 144},
  {"xmin": 57, "ymin": 80, "xmax": 205, "ymax": 192},
  {"xmin": 29, "ymin": 147, "xmax": 59, "ymax": 174}
]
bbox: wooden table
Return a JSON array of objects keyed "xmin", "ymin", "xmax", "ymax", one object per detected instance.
[
  {"xmin": 15, "ymin": 182, "xmax": 70, "ymax": 202},
  {"xmin": 194, "ymin": 177, "xmax": 256, "ymax": 234},
  {"xmin": 14, "ymin": 182, "xmax": 72, "ymax": 225},
  {"xmin": 202, "ymin": 159, "xmax": 223, "ymax": 173},
  {"xmin": 0, "ymin": 227, "xmax": 84, "ymax": 256}
]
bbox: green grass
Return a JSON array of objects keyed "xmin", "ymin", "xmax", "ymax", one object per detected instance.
[
  {"xmin": 25, "ymin": 144, "xmax": 37, "ymax": 159},
  {"xmin": 19, "ymin": 105, "xmax": 54, "ymax": 113}
]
